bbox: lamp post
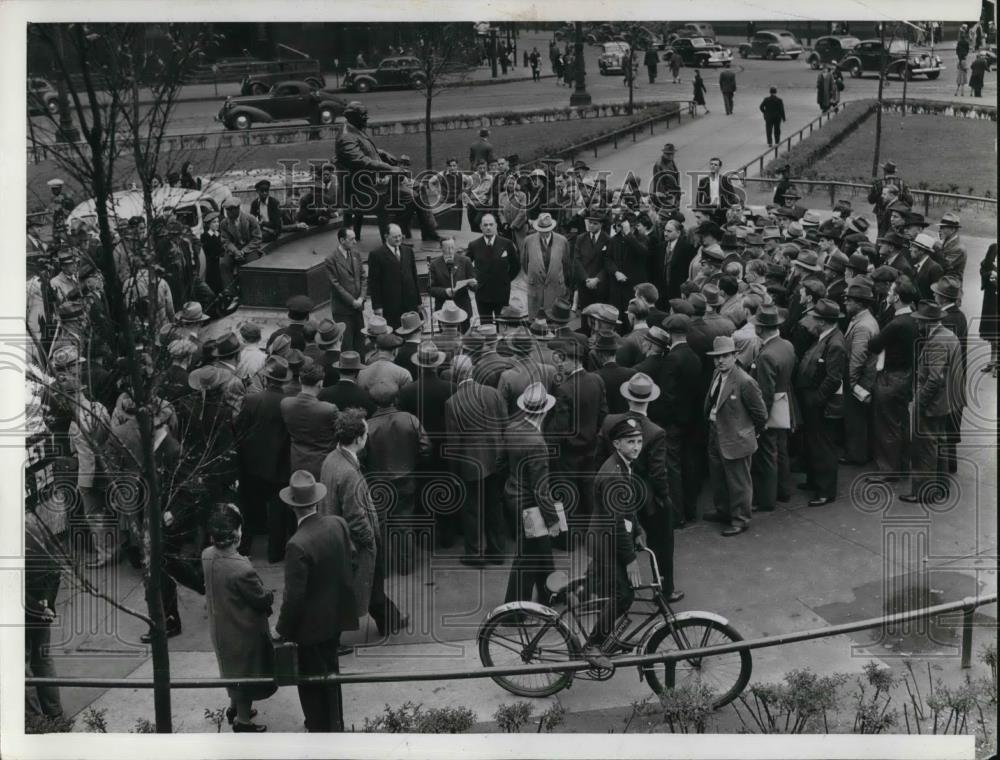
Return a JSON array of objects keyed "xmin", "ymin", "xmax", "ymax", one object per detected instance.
[
  {"xmin": 569, "ymin": 21, "xmax": 591, "ymax": 106},
  {"xmin": 55, "ymin": 26, "xmax": 80, "ymax": 143}
]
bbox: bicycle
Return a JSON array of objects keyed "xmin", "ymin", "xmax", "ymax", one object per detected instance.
[{"xmin": 477, "ymin": 548, "xmax": 751, "ymax": 708}]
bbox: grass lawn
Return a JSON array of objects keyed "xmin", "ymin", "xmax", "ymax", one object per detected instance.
[
  {"xmin": 26, "ymin": 108, "xmax": 674, "ymax": 211},
  {"xmin": 807, "ymin": 113, "xmax": 997, "ymax": 197}
]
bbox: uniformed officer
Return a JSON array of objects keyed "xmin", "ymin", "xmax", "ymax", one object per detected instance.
[
  {"xmin": 49, "ymin": 249, "xmax": 80, "ymax": 305},
  {"xmin": 46, "ymin": 178, "xmax": 76, "ymax": 245}
]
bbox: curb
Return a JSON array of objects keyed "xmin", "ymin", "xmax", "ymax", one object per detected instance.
[{"xmin": 133, "ymin": 73, "xmax": 557, "ymax": 108}]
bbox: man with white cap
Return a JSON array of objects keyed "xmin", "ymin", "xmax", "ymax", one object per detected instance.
[
  {"xmin": 702, "ymin": 336, "xmax": 767, "ymax": 535},
  {"xmin": 910, "ymin": 232, "xmax": 945, "ymax": 303},
  {"xmin": 503, "ymin": 382, "xmax": 563, "ymax": 604},
  {"xmin": 46, "ymin": 178, "xmax": 75, "ymax": 244},
  {"xmin": 520, "ymin": 212, "xmax": 571, "ymax": 318},
  {"xmin": 219, "ymin": 197, "xmax": 263, "ymax": 290}
]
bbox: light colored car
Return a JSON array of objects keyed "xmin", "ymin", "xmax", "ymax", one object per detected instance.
[
  {"xmin": 598, "ymin": 41, "xmax": 631, "ymax": 74},
  {"xmin": 66, "ymin": 184, "xmax": 235, "ymax": 237}
]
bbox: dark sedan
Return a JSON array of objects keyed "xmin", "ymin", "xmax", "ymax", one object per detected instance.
[
  {"xmin": 806, "ymin": 36, "xmax": 861, "ymax": 69},
  {"xmin": 343, "ymin": 56, "xmax": 427, "ymax": 93},
  {"xmin": 217, "ymin": 81, "xmax": 347, "ymax": 130},
  {"xmin": 838, "ymin": 39, "xmax": 944, "ymax": 79}
]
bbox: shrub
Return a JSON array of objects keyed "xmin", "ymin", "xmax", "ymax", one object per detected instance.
[
  {"xmin": 658, "ymin": 683, "xmax": 717, "ymax": 734},
  {"xmin": 81, "ymin": 707, "xmax": 108, "ymax": 733},
  {"xmin": 537, "ymin": 699, "xmax": 566, "ymax": 733},
  {"xmin": 733, "ymin": 669, "xmax": 848, "ymax": 733},
  {"xmin": 493, "ymin": 701, "xmax": 533, "ymax": 733},
  {"xmin": 25, "ymin": 712, "xmax": 75, "ymax": 734},
  {"xmin": 763, "ymin": 100, "xmax": 878, "ymax": 179},
  {"xmin": 130, "ymin": 718, "xmax": 156, "ymax": 733},
  {"xmin": 363, "ymin": 702, "xmax": 477, "ymax": 734},
  {"xmin": 203, "ymin": 707, "xmax": 226, "ymax": 733}
]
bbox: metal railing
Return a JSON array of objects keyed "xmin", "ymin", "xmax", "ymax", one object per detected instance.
[
  {"xmin": 25, "ymin": 592, "xmax": 997, "ymax": 691},
  {"xmin": 736, "ymin": 101, "xmax": 851, "ymax": 179}
]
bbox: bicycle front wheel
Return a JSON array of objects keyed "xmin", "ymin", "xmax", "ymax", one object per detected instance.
[
  {"xmin": 641, "ymin": 616, "xmax": 751, "ymax": 708},
  {"xmin": 478, "ymin": 608, "xmax": 577, "ymax": 698}
]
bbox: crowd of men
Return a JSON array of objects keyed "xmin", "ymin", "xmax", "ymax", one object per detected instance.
[{"xmin": 24, "ymin": 131, "xmax": 996, "ymax": 731}]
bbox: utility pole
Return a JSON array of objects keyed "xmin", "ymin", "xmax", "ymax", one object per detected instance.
[
  {"xmin": 570, "ymin": 21, "xmax": 591, "ymax": 106},
  {"xmin": 490, "ymin": 28, "xmax": 498, "ymax": 78},
  {"xmin": 55, "ymin": 26, "xmax": 80, "ymax": 143},
  {"xmin": 871, "ymin": 22, "xmax": 888, "ymax": 177}
]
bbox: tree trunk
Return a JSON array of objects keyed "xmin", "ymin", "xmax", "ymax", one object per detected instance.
[
  {"xmin": 425, "ymin": 90, "xmax": 433, "ymax": 170},
  {"xmin": 871, "ymin": 24, "xmax": 887, "ymax": 177}
]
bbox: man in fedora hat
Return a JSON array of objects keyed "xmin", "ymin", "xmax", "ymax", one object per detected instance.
[
  {"xmin": 910, "ymin": 232, "xmax": 945, "ymax": 303},
  {"xmin": 280, "ymin": 362, "xmax": 339, "ymax": 479},
  {"xmin": 308, "ymin": 319, "xmax": 346, "ymax": 387},
  {"xmin": 935, "ymin": 212, "xmax": 966, "ymax": 281},
  {"xmin": 822, "ymin": 250, "xmax": 850, "ymax": 312},
  {"xmin": 748, "ymin": 306, "xmax": 796, "ymax": 512},
  {"xmin": 275, "ymin": 470, "xmax": 358, "ymax": 732},
  {"xmin": 318, "ymin": 351, "xmax": 376, "ymax": 416},
  {"xmin": 661, "ymin": 217, "xmax": 698, "ymax": 302},
  {"xmin": 702, "ymin": 336, "xmax": 767, "ymax": 536},
  {"xmin": 503, "ymin": 382, "xmax": 563, "ymax": 604},
  {"xmin": 325, "ymin": 227, "xmax": 367, "ymax": 354},
  {"xmin": 358, "ymin": 330, "xmax": 410, "ymax": 395},
  {"xmin": 546, "ymin": 297, "xmax": 588, "ymax": 355},
  {"xmin": 877, "ymin": 231, "xmax": 915, "ymax": 280},
  {"xmin": 900, "ymin": 303, "xmax": 963, "ymax": 504},
  {"xmin": 428, "ymin": 236, "xmax": 476, "ymax": 330},
  {"xmin": 866, "ymin": 278, "xmax": 919, "ymax": 483},
  {"xmin": 468, "ymin": 323, "xmax": 514, "ymax": 388},
  {"xmin": 650, "ymin": 142, "xmax": 681, "ymax": 211},
  {"xmin": 250, "ymin": 179, "xmax": 283, "ymax": 242},
  {"xmin": 209, "ymin": 329, "xmax": 249, "ymax": 412},
  {"xmin": 868, "ymin": 160, "xmax": 912, "ymax": 232},
  {"xmin": 597, "ymin": 374, "xmax": 682, "ymax": 602},
  {"xmin": 794, "ymin": 298, "xmax": 847, "ymax": 506},
  {"xmin": 900, "ymin": 211, "xmax": 930, "ymax": 242},
  {"xmin": 445, "ymin": 354, "xmax": 508, "ymax": 564},
  {"xmin": 431, "ymin": 299, "xmax": 469, "ymax": 367},
  {"xmin": 235, "ymin": 356, "xmax": 294, "ymax": 561},
  {"xmin": 520, "ymin": 212, "xmax": 571, "ymax": 319},
  {"xmin": 841, "ymin": 282, "xmax": 880, "ymax": 466},
  {"xmin": 932, "ymin": 276, "xmax": 968, "ymax": 475},
  {"xmin": 467, "ymin": 214, "xmax": 520, "ymax": 323},
  {"xmin": 590, "ymin": 330, "xmax": 635, "ymax": 414},
  {"xmin": 497, "ymin": 329, "xmax": 557, "ymax": 414},
  {"xmin": 393, "ymin": 311, "xmax": 426, "ymax": 381}
]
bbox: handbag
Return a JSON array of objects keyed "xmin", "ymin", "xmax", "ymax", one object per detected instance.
[
  {"xmin": 272, "ymin": 640, "xmax": 299, "ymax": 686},
  {"xmin": 764, "ymin": 392, "xmax": 791, "ymax": 430}
]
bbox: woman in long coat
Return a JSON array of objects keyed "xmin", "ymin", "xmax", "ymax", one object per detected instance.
[
  {"xmin": 981, "ymin": 243, "xmax": 998, "ymax": 376},
  {"xmin": 202, "ymin": 504, "xmax": 276, "ymax": 732},
  {"xmin": 692, "ymin": 69, "xmax": 708, "ymax": 114}
]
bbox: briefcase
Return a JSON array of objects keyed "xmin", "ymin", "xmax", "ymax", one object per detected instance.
[
  {"xmin": 764, "ymin": 392, "xmax": 791, "ymax": 430},
  {"xmin": 273, "ymin": 640, "xmax": 299, "ymax": 686}
]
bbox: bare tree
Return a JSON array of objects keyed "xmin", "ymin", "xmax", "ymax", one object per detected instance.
[{"xmin": 26, "ymin": 22, "xmax": 221, "ymax": 733}]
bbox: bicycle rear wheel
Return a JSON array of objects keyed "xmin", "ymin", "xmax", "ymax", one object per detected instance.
[
  {"xmin": 641, "ymin": 616, "xmax": 751, "ymax": 708},
  {"xmin": 478, "ymin": 608, "xmax": 577, "ymax": 698}
]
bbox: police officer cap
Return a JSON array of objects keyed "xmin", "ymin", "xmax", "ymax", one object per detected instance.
[{"xmin": 609, "ymin": 416, "xmax": 644, "ymax": 441}]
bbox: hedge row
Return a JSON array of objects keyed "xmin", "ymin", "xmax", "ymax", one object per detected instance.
[{"xmin": 763, "ymin": 100, "xmax": 878, "ymax": 179}]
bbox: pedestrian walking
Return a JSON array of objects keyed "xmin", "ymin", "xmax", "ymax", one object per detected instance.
[
  {"xmin": 969, "ymin": 53, "xmax": 987, "ymax": 97},
  {"xmin": 719, "ymin": 68, "xmax": 737, "ymax": 115},
  {"xmin": 955, "ymin": 57, "xmax": 968, "ymax": 96},
  {"xmin": 644, "ymin": 46, "xmax": 659, "ymax": 83},
  {"xmin": 563, "ymin": 51, "xmax": 575, "ymax": 87},
  {"xmin": 529, "ymin": 46, "xmax": 541, "ymax": 81},
  {"xmin": 692, "ymin": 69, "xmax": 708, "ymax": 114},
  {"xmin": 669, "ymin": 50, "xmax": 683, "ymax": 83},
  {"xmin": 980, "ymin": 243, "xmax": 998, "ymax": 376}
]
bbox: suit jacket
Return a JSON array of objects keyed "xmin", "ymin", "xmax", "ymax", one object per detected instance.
[
  {"xmin": 913, "ymin": 255, "xmax": 944, "ymax": 303},
  {"xmin": 759, "ymin": 94, "xmax": 786, "ymax": 121},
  {"xmin": 472, "ymin": 351, "xmax": 514, "ymax": 388},
  {"xmin": 661, "ymin": 236, "xmax": 699, "ymax": 302},
  {"xmin": 719, "ymin": 69, "xmax": 737, "ymax": 94},
  {"xmin": 795, "ymin": 327, "xmax": 847, "ymax": 419},
  {"xmin": 885, "ymin": 250, "xmax": 915, "ymax": 280},
  {"xmin": 608, "ymin": 231, "xmax": 650, "ymax": 308},
  {"xmin": 597, "ymin": 413, "xmax": 669, "ymax": 517},
  {"xmin": 936, "ymin": 234, "xmax": 967, "ymax": 280},
  {"xmin": 704, "ymin": 366, "xmax": 767, "ymax": 459},
  {"xmin": 545, "ymin": 368, "xmax": 607, "ymax": 459},
  {"xmin": 638, "ymin": 342, "xmax": 702, "ymax": 429},
  {"xmin": 571, "ymin": 231, "xmax": 612, "ymax": 302},
  {"xmin": 444, "ymin": 378, "xmax": 507, "ymax": 480},
  {"xmin": 279, "ymin": 393, "xmax": 339, "ymax": 478},
  {"xmin": 318, "ymin": 378, "xmax": 376, "ymax": 417},
  {"xmin": 503, "ymin": 417, "xmax": 559, "ymax": 528},
  {"xmin": 521, "ymin": 231, "xmax": 571, "ymax": 315},
  {"xmin": 394, "ymin": 342, "xmax": 422, "ymax": 381},
  {"xmin": 916, "ymin": 323, "xmax": 963, "ymax": 417},
  {"xmin": 616, "ymin": 327, "xmax": 649, "ymax": 368},
  {"xmin": 276, "ymin": 513, "xmax": 358, "ymax": 645},
  {"xmin": 428, "ymin": 254, "xmax": 475, "ymax": 314},
  {"xmin": 749, "ymin": 334, "xmax": 797, "ymax": 425},
  {"xmin": 220, "ymin": 211, "xmax": 263, "ymax": 257},
  {"xmin": 368, "ymin": 244, "xmax": 420, "ymax": 326},
  {"xmin": 398, "ymin": 369, "xmax": 454, "ymax": 459},
  {"xmin": 319, "ymin": 447, "xmax": 378, "ymax": 556},
  {"xmin": 234, "ymin": 388, "xmax": 291, "ymax": 484},
  {"xmin": 325, "ymin": 246, "xmax": 366, "ymax": 316},
  {"xmin": 592, "ymin": 453, "xmax": 643, "ymax": 565},
  {"xmin": 498, "ymin": 356, "xmax": 558, "ymax": 414},
  {"xmin": 467, "ymin": 235, "xmax": 519, "ymax": 306},
  {"xmin": 696, "ymin": 174, "xmax": 739, "ymax": 210},
  {"xmin": 365, "ymin": 406, "xmax": 431, "ymax": 478},
  {"xmin": 845, "ymin": 309, "xmax": 880, "ymax": 391},
  {"xmin": 592, "ymin": 362, "xmax": 636, "ymax": 415},
  {"xmin": 358, "ymin": 357, "xmax": 413, "ymax": 396},
  {"xmin": 250, "ymin": 196, "xmax": 283, "ymax": 235}
]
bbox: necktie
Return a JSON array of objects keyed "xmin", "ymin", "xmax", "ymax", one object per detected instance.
[
  {"xmin": 486, "ymin": 237, "xmax": 493, "ymax": 247},
  {"xmin": 393, "ymin": 247, "xmax": 400, "ymax": 260},
  {"xmin": 710, "ymin": 376, "xmax": 722, "ymax": 408},
  {"xmin": 542, "ymin": 236, "xmax": 551, "ymax": 271}
]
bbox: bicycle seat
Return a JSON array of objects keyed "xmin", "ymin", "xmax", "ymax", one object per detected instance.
[{"xmin": 545, "ymin": 570, "xmax": 589, "ymax": 596}]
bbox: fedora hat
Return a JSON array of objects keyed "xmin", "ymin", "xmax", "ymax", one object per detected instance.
[
  {"xmin": 911, "ymin": 232, "xmax": 937, "ymax": 252},
  {"xmin": 912, "ymin": 302, "xmax": 944, "ymax": 321},
  {"xmin": 532, "ymin": 213, "xmax": 557, "ymax": 232},
  {"xmin": 762, "ymin": 226, "xmax": 782, "ymax": 240},
  {"xmin": 529, "ymin": 316, "xmax": 554, "ymax": 339},
  {"xmin": 876, "ymin": 231, "xmax": 909, "ymax": 249},
  {"xmin": 904, "ymin": 211, "xmax": 929, "ymax": 228},
  {"xmin": 845, "ymin": 283, "xmax": 874, "ymax": 302},
  {"xmin": 263, "ymin": 356, "xmax": 291, "ymax": 382},
  {"xmin": 930, "ymin": 276, "xmax": 962, "ymax": 301},
  {"xmin": 546, "ymin": 298, "xmax": 574, "ymax": 324},
  {"xmin": 701, "ymin": 243, "xmax": 725, "ymax": 262},
  {"xmin": 937, "ymin": 211, "xmax": 961, "ymax": 228},
  {"xmin": 506, "ymin": 329, "xmax": 534, "ymax": 355},
  {"xmin": 333, "ymin": 351, "xmax": 364, "ymax": 370},
  {"xmin": 591, "ymin": 304, "xmax": 621, "ymax": 325},
  {"xmin": 395, "ymin": 311, "xmax": 425, "ymax": 335},
  {"xmin": 792, "ymin": 251, "xmax": 822, "ymax": 271},
  {"xmin": 817, "ymin": 218, "xmax": 844, "ymax": 239},
  {"xmin": 213, "ymin": 331, "xmax": 241, "ymax": 359},
  {"xmin": 880, "ymin": 160, "xmax": 898, "ymax": 173},
  {"xmin": 315, "ymin": 319, "xmax": 346, "ymax": 347},
  {"xmin": 812, "ymin": 298, "xmax": 843, "ymax": 320},
  {"xmin": 824, "ymin": 251, "xmax": 849, "ymax": 274},
  {"xmin": 701, "ymin": 283, "xmax": 723, "ymax": 306},
  {"xmin": 695, "ymin": 221, "xmax": 723, "ymax": 238},
  {"xmin": 720, "ymin": 232, "xmax": 741, "ymax": 251},
  {"xmin": 801, "ymin": 210, "xmax": 822, "ymax": 227},
  {"xmin": 585, "ymin": 209, "xmax": 607, "ymax": 223},
  {"xmin": 785, "ymin": 221, "xmax": 805, "ymax": 239},
  {"xmin": 667, "ymin": 298, "xmax": 695, "ymax": 317},
  {"xmin": 434, "ymin": 300, "xmax": 468, "ymax": 325},
  {"xmin": 782, "ymin": 187, "xmax": 802, "ymax": 200},
  {"xmin": 847, "ymin": 253, "xmax": 871, "ymax": 273},
  {"xmin": 176, "ymin": 301, "xmax": 210, "ymax": 324},
  {"xmin": 886, "ymin": 199, "xmax": 911, "ymax": 215},
  {"xmin": 411, "ymin": 341, "xmax": 445, "ymax": 368},
  {"xmin": 752, "ymin": 305, "xmax": 783, "ymax": 328},
  {"xmin": 279, "ymin": 470, "xmax": 327, "ymax": 508},
  {"xmin": 497, "ymin": 304, "xmax": 529, "ymax": 324},
  {"xmin": 644, "ymin": 326, "xmax": 671, "ymax": 348},
  {"xmin": 474, "ymin": 323, "xmax": 499, "ymax": 339},
  {"xmin": 592, "ymin": 330, "xmax": 620, "ymax": 352},
  {"xmin": 375, "ymin": 332, "xmax": 404, "ymax": 350},
  {"xmin": 50, "ymin": 345, "xmax": 85, "ymax": 370},
  {"xmin": 362, "ymin": 315, "xmax": 393, "ymax": 336},
  {"xmin": 188, "ymin": 365, "xmax": 227, "ymax": 392},
  {"xmin": 516, "ymin": 382, "xmax": 556, "ymax": 415},
  {"xmin": 871, "ymin": 265, "xmax": 899, "ymax": 283},
  {"xmin": 846, "ymin": 216, "xmax": 871, "ymax": 235},
  {"xmin": 706, "ymin": 335, "xmax": 738, "ymax": 356},
  {"xmin": 621, "ymin": 372, "xmax": 660, "ymax": 403}
]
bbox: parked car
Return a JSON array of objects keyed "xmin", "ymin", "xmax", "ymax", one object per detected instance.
[
  {"xmin": 739, "ymin": 30, "xmax": 804, "ymax": 60},
  {"xmin": 343, "ymin": 56, "xmax": 427, "ymax": 93},
  {"xmin": 837, "ymin": 39, "xmax": 944, "ymax": 80},
  {"xmin": 67, "ymin": 184, "xmax": 235, "ymax": 238},
  {"xmin": 667, "ymin": 23, "xmax": 717, "ymax": 42},
  {"xmin": 217, "ymin": 81, "xmax": 347, "ymax": 130},
  {"xmin": 805, "ymin": 36, "xmax": 861, "ymax": 69},
  {"xmin": 660, "ymin": 37, "xmax": 733, "ymax": 67},
  {"xmin": 585, "ymin": 23, "xmax": 619, "ymax": 44},
  {"xmin": 598, "ymin": 41, "xmax": 632, "ymax": 74},
  {"xmin": 240, "ymin": 69, "xmax": 326, "ymax": 96},
  {"xmin": 27, "ymin": 78, "xmax": 60, "ymax": 116}
]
